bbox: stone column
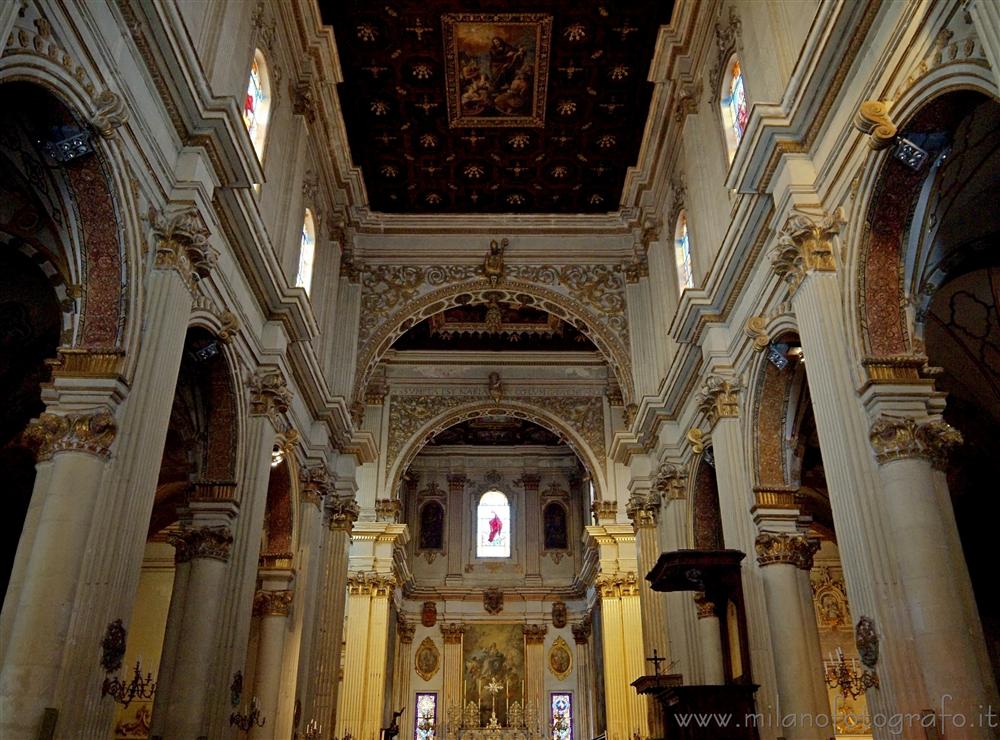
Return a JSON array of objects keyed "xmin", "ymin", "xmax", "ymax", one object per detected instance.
[
  {"xmin": 596, "ymin": 573, "xmax": 649, "ymax": 740},
  {"xmin": 0, "ymin": 406, "xmax": 118, "ymax": 738},
  {"xmin": 445, "ymin": 474, "xmax": 466, "ymax": 585},
  {"xmin": 571, "ymin": 619, "xmax": 594, "ymax": 740},
  {"xmin": 693, "ymin": 594, "xmax": 725, "ymax": 685},
  {"xmin": 147, "ymin": 540, "xmax": 192, "ymax": 740},
  {"xmin": 308, "ymin": 494, "xmax": 358, "ymax": 740},
  {"xmin": 393, "ymin": 617, "xmax": 416, "ymax": 739},
  {"xmin": 754, "ymin": 533, "xmax": 827, "ymax": 739},
  {"xmin": 626, "ymin": 488, "xmax": 667, "ymax": 739},
  {"xmin": 249, "ymin": 569, "xmax": 294, "ymax": 740},
  {"xmin": 523, "ymin": 624, "xmax": 547, "ymax": 720},
  {"xmin": 441, "ymin": 623, "xmax": 465, "ymax": 720},
  {"xmin": 161, "ymin": 500, "xmax": 238, "ymax": 739},
  {"xmin": 697, "ymin": 376, "xmax": 781, "ymax": 727},
  {"xmin": 773, "ymin": 210, "xmax": 999, "ymax": 733},
  {"xmin": 521, "ymin": 474, "xmax": 543, "ymax": 585}
]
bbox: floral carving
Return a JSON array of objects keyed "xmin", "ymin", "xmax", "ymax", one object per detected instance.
[
  {"xmin": 697, "ymin": 375, "xmax": 740, "ymax": 427},
  {"xmin": 325, "ymin": 495, "xmax": 360, "ymax": 532},
  {"xmin": 754, "ymin": 533, "xmax": 819, "ymax": 570},
  {"xmin": 248, "ymin": 368, "xmax": 292, "ymax": 420},
  {"xmin": 869, "ymin": 416, "xmax": 962, "ymax": 469},
  {"xmin": 523, "ymin": 624, "xmax": 547, "ymax": 644},
  {"xmin": 253, "ymin": 589, "xmax": 294, "ymax": 617},
  {"xmin": 653, "ymin": 462, "xmax": 687, "ymax": 500},
  {"xmin": 149, "ymin": 205, "xmax": 216, "ymax": 290},
  {"xmin": 771, "ymin": 209, "xmax": 844, "ymax": 296},
  {"xmin": 625, "ymin": 491, "xmax": 660, "ymax": 528},
  {"xmin": 25, "ymin": 410, "xmax": 118, "ymax": 461}
]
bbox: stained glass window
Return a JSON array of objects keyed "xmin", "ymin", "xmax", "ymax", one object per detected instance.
[
  {"xmin": 550, "ymin": 693, "xmax": 572, "ymax": 740},
  {"xmin": 674, "ymin": 210, "xmax": 693, "ymax": 291},
  {"xmin": 244, "ymin": 49, "xmax": 271, "ymax": 161},
  {"xmin": 720, "ymin": 55, "xmax": 748, "ymax": 161},
  {"xmin": 296, "ymin": 209, "xmax": 316, "ymax": 293},
  {"xmin": 476, "ymin": 490, "xmax": 510, "ymax": 558},
  {"xmin": 415, "ymin": 693, "xmax": 437, "ymax": 740}
]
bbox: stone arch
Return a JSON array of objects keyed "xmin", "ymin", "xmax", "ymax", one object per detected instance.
[
  {"xmin": 387, "ymin": 399, "xmax": 606, "ymax": 503},
  {"xmin": 354, "ymin": 278, "xmax": 635, "ymax": 407},
  {"xmin": 848, "ymin": 73, "xmax": 997, "ymax": 371},
  {"xmin": 0, "ymin": 50, "xmax": 139, "ymax": 360}
]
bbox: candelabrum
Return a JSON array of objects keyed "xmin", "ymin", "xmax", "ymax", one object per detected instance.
[
  {"xmin": 230, "ymin": 696, "xmax": 267, "ymax": 732},
  {"xmin": 304, "ymin": 718, "xmax": 322, "ymax": 740},
  {"xmin": 824, "ymin": 648, "xmax": 879, "ymax": 699},
  {"xmin": 101, "ymin": 659, "xmax": 157, "ymax": 708}
]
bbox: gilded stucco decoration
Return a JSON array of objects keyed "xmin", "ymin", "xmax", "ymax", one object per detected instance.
[
  {"xmin": 652, "ymin": 462, "xmax": 687, "ymax": 500},
  {"xmin": 754, "ymin": 533, "xmax": 819, "ymax": 570},
  {"xmin": 888, "ymin": 27, "xmax": 988, "ymax": 104},
  {"xmin": 355, "ymin": 262, "xmax": 633, "ymax": 406},
  {"xmin": 868, "ymin": 416, "xmax": 962, "ymax": 470},
  {"xmin": 771, "ymin": 209, "xmax": 844, "ymax": 296},
  {"xmin": 853, "ymin": 101, "xmax": 897, "ymax": 151},
  {"xmin": 547, "ymin": 637, "xmax": 573, "ymax": 680},
  {"xmin": 414, "ymin": 637, "xmax": 440, "ymax": 681},
  {"xmin": 697, "ymin": 375, "xmax": 741, "ymax": 428},
  {"xmin": 25, "ymin": 410, "xmax": 118, "ymax": 461},
  {"xmin": 811, "ymin": 566, "xmax": 850, "ymax": 630},
  {"xmin": 385, "ymin": 395, "xmax": 606, "ymax": 490}
]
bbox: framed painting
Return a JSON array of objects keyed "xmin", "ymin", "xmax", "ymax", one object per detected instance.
[{"xmin": 441, "ymin": 13, "xmax": 553, "ymax": 128}]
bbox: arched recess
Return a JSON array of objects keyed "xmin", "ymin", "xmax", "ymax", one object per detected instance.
[
  {"xmin": 387, "ymin": 400, "xmax": 607, "ymax": 504},
  {"xmin": 353, "ymin": 279, "xmax": 635, "ymax": 407},
  {"xmin": 849, "ymin": 74, "xmax": 998, "ymax": 370},
  {"xmin": 689, "ymin": 453, "xmax": 723, "ymax": 550}
]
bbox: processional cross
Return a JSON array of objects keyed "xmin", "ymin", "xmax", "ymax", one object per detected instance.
[{"xmin": 645, "ymin": 649, "xmax": 667, "ymax": 677}]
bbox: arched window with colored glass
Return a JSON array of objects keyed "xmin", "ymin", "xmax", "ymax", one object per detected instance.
[
  {"xmin": 296, "ymin": 209, "xmax": 316, "ymax": 294},
  {"xmin": 719, "ymin": 55, "xmax": 748, "ymax": 161},
  {"xmin": 243, "ymin": 49, "xmax": 272, "ymax": 162},
  {"xmin": 674, "ymin": 209, "xmax": 694, "ymax": 291},
  {"xmin": 476, "ymin": 490, "xmax": 510, "ymax": 558}
]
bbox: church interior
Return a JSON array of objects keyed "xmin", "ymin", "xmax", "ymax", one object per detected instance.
[{"xmin": 1, "ymin": 1, "xmax": 999, "ymax": 739}]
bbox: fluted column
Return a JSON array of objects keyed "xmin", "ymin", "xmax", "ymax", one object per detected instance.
[
  {"xmin": 441, "ymin": 623, "xmax": 465, "ymax": 720},
  {"xmin": 249, "ymin": 573, "xmax": 294, "ymax": 740},
  {"xmin": 596, "ymin": 573, "xmax": 649, "ymax": 740},
  {"xmin": 626, "ymin": 489, "xmax": 667, "ymax": 739},
  {"xmin": 571, "ymin": 619, "xmax": 594, "ymax": 740},
  {"xmin": 522, "ymin": 474, "xmax": 543, "ymax": 585},
  {"xmin": 693, "ymin": 594, "xmax": 725, "ymax": 685},
  {"xmin": 773, "ymin": 210, "xmax": 998, "ymax": 735},
  {"xmin": 393, "ymin": 617, "xmax": 416, "ymax": 739},
  {"xmin": 697, "ymin": 375, "xmax": 780, "ymax": 727},
  {"xmin": 161, "ymin": 501, "xmax": 238, "ymax": 739},
  {"xmin": 523, "ymin": 624, "xmax": 547, "ymax": 719},
  {"xmin": 0, "ymin": 406, "xmax": 118, "ymax": 738},
  {"xmin": 445, "ymin": 474, "xmax": 466, "ymax": 585},
  {"xmin": 147, "ymin": 541, "xmax": 192, "ymax": 739},
  {"xmin": 754, "ymin": 534, "xmax": 827, "ymax": 739},
  {"xmin": 309, "ymin": 494, "xmax": 358, "ymax": 739}
]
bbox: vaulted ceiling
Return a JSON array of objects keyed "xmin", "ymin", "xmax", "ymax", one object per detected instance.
[{"xmin": 321, "ymin": 0, "xmax": 673, "ymax": 214}]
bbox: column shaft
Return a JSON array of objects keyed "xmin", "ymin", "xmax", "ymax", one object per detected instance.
[
  {"xmin": 694, "ymin": 598, "xmax": 725, "ymax": 685},
  {"xmin": 524, "ymin": 626, "xmax": 546, "ymax": 722},
  {"xmin": 249, "ymin": 587, "xmax": 294, "ymax": 740},
  {"xmin": 148, "ymin": 553, "xmax": 191, "ymax": 738},
  {"xmin": 441, "ymin": 627, "xmax": 464, "ymax": 721}
]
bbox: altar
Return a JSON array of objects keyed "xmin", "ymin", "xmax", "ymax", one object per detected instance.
[{"xmin": 444, "ymin": 700, "xmax": 541, "ymax": 740}]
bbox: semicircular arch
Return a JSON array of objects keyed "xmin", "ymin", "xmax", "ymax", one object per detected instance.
[{"xmin": 387, "ymin": 399, "xmax": 607, "ymax": 503}]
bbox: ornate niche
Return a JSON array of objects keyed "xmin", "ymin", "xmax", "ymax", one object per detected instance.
[
  {"xmin": 417, "ymin": 496, "xmax": 446, "ymax": 564},
  {"xmin": 415, "ymin": 637, "xmax": 441, "ymax": 681},
  {"xmin": 548, "ymin": 636, "xmax": 573, "ymax": 680},
  {"xmin": 542, "ymin": 483, "xmax": 570, "ymax": 563}
]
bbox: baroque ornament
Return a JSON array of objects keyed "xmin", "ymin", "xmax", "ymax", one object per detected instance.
[
  {"xmin": 421, "ymin": 601, "xmax": 437, "ymax": 627},
  {"xmin": 653, "ymin": 463, "xmax": 687, "ymax": 500},
  {"xmin": 771, "ymin": 209, "xmax": 845, "ymax": 296},
  {"xmin": 483, "ymin": 587, "xmax": 504, "ymax": 615},
  {"xmin": 253, "ymin": 589, "xmax": 294, "ymax": 617},
  {"xmin": 697, "ymin": 375, "xmax": 740, "ymax": 428},
  {"xmin": 626, "ymin": 491, "xmax": 660, "ymax": 529},
  {"xmin": 868, "ymin": 416, "xmax": 962, "ymax": 469},
  {"xmin": 325, "ymin": 495, "xmax": 360, "ymax": 532},
  {"xmin": 552, "ymin": 601, "xmax": 567, "ymax": 629},
  {"xmin": 415, "ymin": 637, "xmax": 440, "ymax": 681},
  {"xmin": 548, "ymin": 637, "xmax": 573, "ymax": 680},
  {"xmin": 571, "ymin": 616, "xmax": 592, "ymax": 644},
  {"xmin": 179, "ymin": 525, "xmax": 234, "ymax": 562},
  {"xmin": 440, "ymin": 623, "xmax": 464, "ymax": 644},
  {"xmin": 755, "ymin": 533, "xmax": 819, "ymax": 570},
  {"xmin": 248, "ymin": 368, "xmax": 292, "ymax": 420},
  {"xmin": 855, "ymin": 616, "xmax": 879, "ymax": 669},
  {"xmin": 853, "ymin": 100, "xmax": 897, "ymax": 150},
  {"xmin": 25, "ymin": 409, "xmax": 118, "ymax": 461},
  {"xmin": 523, "ymin": 624, "xmax": 547, "ymax": 644},
  {"xmin": 100, "ymin": 619, "xmax": 128, "ymax": 674},
  {"xmin": 149, "ymin": 205, "xmax": 217, "ymax": 290},
  {"xmin": 744, "ymin": 315, "xmax": 770, "ymax": 352}
]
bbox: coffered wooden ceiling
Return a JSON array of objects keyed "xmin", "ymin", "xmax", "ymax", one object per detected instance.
[{"xmin": 321, "ymin": 1, "xmax": 674, "ymax": 214}]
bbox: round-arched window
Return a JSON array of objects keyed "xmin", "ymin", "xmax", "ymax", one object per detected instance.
[
  {"xmin": 296, "ymin": 209, "xmax": 316, "ymax": 294},
  {"xmin": 719, "ymin": 55, "xmax": 748, "ymax": 161},
  {"xmin": 674, "ymin": 209, "xmax": 694, "ymax": 291},
  {"xmin": 477, "ymin": 490, "xmax": 510, "ymax": 558},
  {"xmin": 243, "ymin": 48, "xmax": 272, "ymax": 162}
]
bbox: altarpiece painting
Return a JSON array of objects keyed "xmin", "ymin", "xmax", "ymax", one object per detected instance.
[{"xmin": 462, "ymin": 623, "xmax": 525, "ymax": 727}]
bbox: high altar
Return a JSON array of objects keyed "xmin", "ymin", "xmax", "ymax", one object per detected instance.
[{"xmin": 444, "ymin": 700, "xmax": 541, "ymax": 740}]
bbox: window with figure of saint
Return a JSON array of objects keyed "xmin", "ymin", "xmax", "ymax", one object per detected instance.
[
  {"xmin": 550, "ymin": 693, "xmax": 572, "ymax": 740},
  {"xmin": 674, "ymin": 209, "xmax": 694, "ymax": 292},
  {"xmin": 244, "ymin": 49, "xmax": 271, "ymax": 162},
  {"xmin": 719, "ymin": 55, "xmax": 749, "ymax": 162},
  {"xmin": 419, "ymin": 501, "xmax": 445, "ymax": 551},
  {"xmin": 543, "ymin": 501, "xmax": 568, "ymax": 551},
  {"xmin": 296, "ymin": 209, "xmax": 316, "ymax": 294},
  {"xmin": 414, "ymin": 693, "xmax": 437, "ymax": 740},
  {"xmin": 477, "ymin": 490, "xmax": 510, "ymax": 558}
]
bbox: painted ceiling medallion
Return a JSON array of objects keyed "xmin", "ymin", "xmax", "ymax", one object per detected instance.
[{"xmin": 442, "ymin": 13, "xmax": 553, "ymax": 129}]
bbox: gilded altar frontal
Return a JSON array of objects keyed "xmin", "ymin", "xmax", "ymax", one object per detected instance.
[{"xmin": 1, "ymin": 2, "xmax": 998, "ymax": 740}]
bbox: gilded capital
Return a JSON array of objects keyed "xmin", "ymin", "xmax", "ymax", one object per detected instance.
[
  {"xmin": 693, "ymin": 592, "xmax": 716, "ymax": 619},
  {"xmin": 571, "ymin": 616, "xmax": 592, "ymax": 644},
  {"xmin": 596, "ymin": 572, "xmax": 639, "ymax": 598},
  {"xmin": 24, "ymin": 409, "xmax": 117, "ymax": 461},
  {"xmin": 325, "ymin": 495, "xmax": 360, "ymax": 532},
  {"xmin": 591, "ymin": 499, "xmax": 618, "ymax": 524},
  {"xmin": 771, "ymin": 210, "xmax": 844, "ymax": 295},
  {"xmin": 253, "ymin": 589, "xmax": 294, "ymax": 617},
  {"xmin": 149, "ymin": 205, "xmax": 217, "ymax": 289},
  {"xmin": 523, "ymin": 624, "xmax": 548, "ymax": 644},
  {"xmin": 398, "ymin": 616, "xmax": 416, "ymax": 644},
  {"xmin": 248, "ymin": 368, "xmax": 292, "ymax": 420},
  {"xmin": 626, "ymin": 492, "xmax": 660, "ymax": 528},
  {"xmin": 375, "ymin": 498, "xmax": 402, "ymax": 522},
  {"xmin": 347, "ymin": 572, "xmax": 396, "ymax": 596},
  {"xmin": 755, "ymin": 532, "xmax": 819, "ymax": 570},
  {"xmin": 440, "ymin": 623, "xmax": 465, "ymax": 644},
  {"xmin": 300, "ymin": 463, "xmax": 333, "ymax": 506},
  {"xmin": 697, "ymin": 375, "xmax": 741, "ymax": 427},
  {"xmin": 744, "ymin": 315, "xmax": 770, "ymax": 352},
  {"xmin": 869, "ymin": 416, "xmax": 962, "ymax": 470},
  {"xmin": 178, "ymin": 525, "xmax": 234, "ymax": 563},
  {"xmin": 653, "ymin": 462, "xmax": 688, "ymax": 500},
  {"xmin": 853, "ymin": 100, "xmax": 897, "ymax": 151}
]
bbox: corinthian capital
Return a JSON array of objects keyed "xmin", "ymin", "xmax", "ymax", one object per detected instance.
[
  {"xmin": 523, "ymin": 624, "xmax": 548, "ymax": 644},
  {"xmin": 755, "ymin": 533, "xmax": 819, "ymax": 570},
  {"xmin": 625, "ymin": 491, "xmax": 661, "ymax": 528},
  {"xmin": 248, "ymin": 368, "xmax": 292, "ymax": 420},
  {"xmin": 24, "ymin": 409, "xmax": 117, "ymax": 461},
  {"xmin": 299, "ymin": 463, "xmax": 333, "ymax": 505},
  {"xmin": 653, "ymin": 462, "xmax": 688, "ymax": 500},
  {"xmin": 253, "ymin": 589, "xmax": 294, "ymax": 617},
  {"xmin": 869, "ymin": 416, "xmax": 962, "ymax": 469},
  {"xmin": 771, "ymin": 209, "xmax": 844, "ymax": 295},
  {"xmin": 697, "ymin": 375, "xmax": 741, "ymax": 428},
  {"xmin": 150, "ymin": 205, "xmax": 217, "ymax": 288},
  {"xmin": 325, "ymin": 495, "xmax": 360, "ymax": 532},
  {"xmin": 178, "ymin": 525, "xmax": 234, "ymax": 563},
  {"xmin": 440, "ymin": 623, "xmax": 465, "ymax": 644}
]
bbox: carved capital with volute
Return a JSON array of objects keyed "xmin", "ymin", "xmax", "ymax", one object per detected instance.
[
  {"xmin": 523, "ymin": 624, "xmax": 548, "ymax": 644},
  {"xmin": 571, "ymin": 616, "xmax": 592, "ymax": 644},
  {"xmin": 653, "ymin": 462, "xmax": 688, "ymax": 500},
  {"xmin": 697, "ymin": 375, "xmax": 741, "ymax": 428},
  {"xmin": 398, "ymin": 616, "xmax": 416, "ymax": 644},
  {"xmin": 771, "ymin": 209, "xmax": 844, "ymax": 295},
  {"xmin": 755, "ymin": 532, "xmax": 819, "ymax": 570},
  {"xmin": 440, "ymin": 623, "xmax": 465, "ymax": 644},
  {"xmin": 869, "ymin": 416, "xmax": 962, "ymax": 470},
  {"xmin": 693, "ymin": 592, "xmax": 716, "ymax": 619},
  {"xmin": 625, "ymin": 491, "xmax": 661, "ymax": 529},
  {"xmin": 24, "ymin": 409, "xmax": 118, "ymax": 461},
  {"xmin": 375, "ymin": 498, "xmax": 402, "ymax": 522},
  {"xmin": 596, "ymin": 572, "xmax": 639, "ymax": 598},
  {"xmin": 150, "ymin": 205, "xmax": 217, "ymax": 289},
  {"xmin": 253, "ymin": 589, "xmax": 294, "ymax": 617},
  {"xmin": 325, "ymin": 495, "xmax": 360, "ymax": 532},
  {"xmin": 591, "ymin": 499, "xmax": 618, "ymax": 524},
  {"xmin": 176, "ymin": 525, "xmax": 234, "ymax": 563},
  {"xmin": 299, "ymin": 463, "xmax": 333, "ymax": 506},
  {"xmin": 853, "ymin": 100, "xmax": 897, "ymax": 150},
  {"xmin": 248, "ymin": 368, "xmax": 292, "ymax": 421}
]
